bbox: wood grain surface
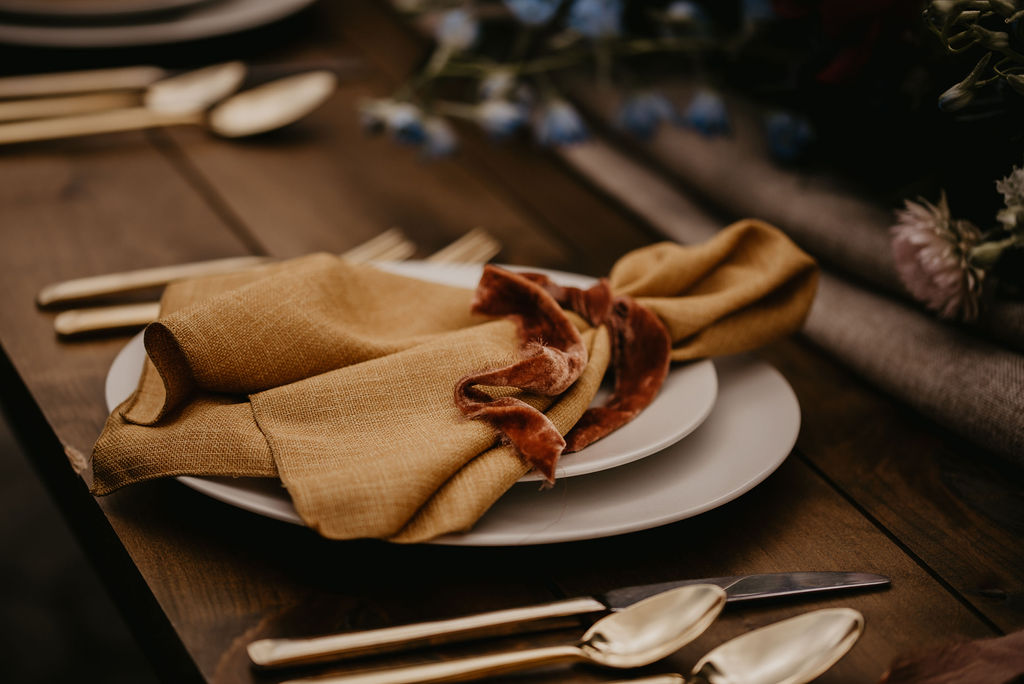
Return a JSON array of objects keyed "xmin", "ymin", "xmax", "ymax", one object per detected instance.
[{"xmin": 0, "ymin": 2, "xmax": 1019, "ymax": 684}]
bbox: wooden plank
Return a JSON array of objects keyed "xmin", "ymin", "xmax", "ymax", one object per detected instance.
[
  {"xmin": 324, "ymin": 0, "xmax": 660, "ymax": 275},
  {"xmin": 0, "ymin": 131, "xmax": 262, "ymax": 682},
  {"xmin": 549, "ymin": 456, "xmax": 996, "ymax": 682},
  {"xmin": 0, "ymin": 132, "xmax": 254, "ymax": 455},
  {"xmin": 155, "ymin": 0, "xmax": 654, "ymax": 277},
  {"xmin": 760, "ymin": 338, "xmax": 1024, "ymax": 634},
  {"xmin": 156, "ymin": 76, "xmax": 568, "ymax": 268}
]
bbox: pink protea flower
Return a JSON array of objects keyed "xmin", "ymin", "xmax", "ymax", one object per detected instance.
[{"xmin": 890, "ymin": 193, "xmax": 986, "ymax": 322}]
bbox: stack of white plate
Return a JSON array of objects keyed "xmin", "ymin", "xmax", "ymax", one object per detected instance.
[
  {"xmin": 0, "ymin": 0, "xmax": 318, "ymax": 48},
  {"xmin": 104, "ymin": 262, "xmax": 801, "ymax": 546}
]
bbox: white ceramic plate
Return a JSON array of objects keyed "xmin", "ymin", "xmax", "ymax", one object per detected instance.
[
  {"xmin": 105, "ymin": 262, "xmax": 718, "ymax": 482},
  {"xmin": 103, "ymin": 262, "xmax": 799, "ymax": 546},
  {"xmin": 105, "ymin": 353, "xmax": 798, "ymax": 545},
  {"xmin": 0, "ymin": 0, "xmax": 210, "ymax": 20},
  {"xmin": 0, "ymin": 0, "xmax": 317, "ymax": 47}
]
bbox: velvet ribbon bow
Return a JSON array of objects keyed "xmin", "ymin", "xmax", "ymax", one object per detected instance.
[{"xmin": 455, "ymin": 266, "xmax": 671, "ymax": 483}]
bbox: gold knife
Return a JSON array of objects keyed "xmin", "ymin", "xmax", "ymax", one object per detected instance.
[{"xmin": 247, "ymin": 571, "xmax": 889, "ymax": 668}]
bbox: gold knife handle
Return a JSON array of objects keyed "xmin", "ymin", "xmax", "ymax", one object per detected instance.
[
  {"xmin": 0, "ymin": 106, "xmax": 198, "ymax": 146},
  {"xmin": 247, "ymin": 596, "xmax": 605, "ymax": 668},
  {"xmin": 0, "ymin": 92, "xmax": 142, "ymax": 123},
  {"xmin": 38, "ymin": 255, "xmax": 272, "ymax": 307},
  {"xmin": 0, "ymin": 65, "xmax": 167, "ymax": 99},
  {"xmin": 54, "ymin": 302, "xmax": 161, "ymax": 336},
  {"xmin": 281, "ymin": 644, "xmax": 583, "ymax": 684}
]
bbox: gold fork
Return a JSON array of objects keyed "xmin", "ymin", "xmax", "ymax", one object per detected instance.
[{"xmin": 49, "ymin": 228, "xmax": 501, "ymax": 337}]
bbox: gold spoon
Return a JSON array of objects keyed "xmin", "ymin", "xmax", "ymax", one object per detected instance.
[
  {"xmin": 0, "ymin": 70, "xmax": 336, "ymax": 145},
  {"xmin": 0, "ymin": 61, "xmax": 245, "ymax": 123},
  {"xmin": 282, "ymin": 584, "xmax": 728, "ymax": 684},
  {"xmin": 607, "ymin": 607, "xmax": 864, "ymax": 684}
]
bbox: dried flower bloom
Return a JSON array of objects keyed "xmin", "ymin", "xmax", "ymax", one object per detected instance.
[
  {"xmin": 891, "ymin": 193, "xmax": 986, "ymax": 321},
  {"xmin": 996, "ymin": 164, "xmax": 1024, "ymax": 206},
  {"xmin": 937, "ymin": 53, "xmax": 991, "ymax": 111}
]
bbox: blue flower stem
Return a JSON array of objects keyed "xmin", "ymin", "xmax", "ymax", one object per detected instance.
[
  {"xmin": 425, "ymin": 44, "xmax": 455, "ymax": 78},
  {"xmin": 510, "ymin": 27, "xmax": 536, "ymax": 62},
  {"xmin": 535, "ymin": 71, "xmax": 560, "ymax": 100},
  {"xmin": 433, "ymin": 100, "xmax": 479, "ymax": 120}
]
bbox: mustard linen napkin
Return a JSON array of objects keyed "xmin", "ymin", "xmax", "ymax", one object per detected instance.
[{"xmin": 90, "ymin": 219, "xmax": 816, "ymax": 542}]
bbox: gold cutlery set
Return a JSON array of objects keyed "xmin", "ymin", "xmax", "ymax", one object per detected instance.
[
  {"xmin": 246, "ymin": 582, "xmax": 868, "ymax": 684},
  {"xmin": 0, "ymin": 60, "xmax": 339, "ymax": 145},
  {"xmin": 39, "ymin": 227, "xmax": 501, "ymax": 337}
]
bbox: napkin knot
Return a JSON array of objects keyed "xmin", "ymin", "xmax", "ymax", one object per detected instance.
[
  {"xmin": 455, "ymin": 265, "xmax": 672, "ymax": 483},
  {"xmin": 454, "ymin": 265, "xmax": 588, "ymax": 483}
]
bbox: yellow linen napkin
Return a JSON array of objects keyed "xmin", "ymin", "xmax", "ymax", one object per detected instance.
[{"xmin": 90, "ymin": 219, "xmax": 816, "ymax": 542}]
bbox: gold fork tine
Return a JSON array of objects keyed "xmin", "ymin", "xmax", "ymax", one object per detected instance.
[
  {"xmin": 339, "ymin": 228, "xmax": 413, "ymax": 263},
  {"xmin": 425, "ymin": 228, "xmax": 501, "ymax": 264}
]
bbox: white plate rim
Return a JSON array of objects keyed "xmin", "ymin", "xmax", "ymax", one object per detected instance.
[
  {"xmin": 117, "ymin": 354, "xmax": 799, "ymax": 545},
  {"xmin": 0, "ymin": 0, "xmax": 209, "ymax": 19},
  {"xmin": 0, "ymin": 0, "xmax": 317, "ymax": 48},
  {"xmin": 102, "ymin": 262, "xmax": 799, "ymax": 546}
]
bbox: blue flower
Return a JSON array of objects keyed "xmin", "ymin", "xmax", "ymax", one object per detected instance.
[
  {"xmin": 436, "ymin": 9, "xmax": 479, "ymax": 51},
  {"xmin": 616, "ymin": 92, "xmax": 676, "ymax": 139},
  {"xmin": 683, "ymin": 90, "xmax": 730, "ymax": 136},
  {"xmin": 503, "ymin": 0, "xmax": 561, "ymax": 25},
  {"xmin": 422, "ymin": 117, "xmax": 458, "ymax": 157},
  {"xmin": 764, "ymin": 111, "xmax": 814, "ymax": 162},
  {"xmin": 476, "ymin": 100, "xmax": 528, "ymax": 138},
  {"xmin": 664, "ymin": 1, "xmax": 709, "ymax": 30},
  {"xmin": 535, "ymin": 100, "xmax": 588, "ymax": 145},
  {"xmin": 479, "ymin": 69, "xmax": 516, "ymax": 100},
  {"xmin": 379, "ymin": 101, "xmax": 426, "ymax": 144},
  {"xmin": 567, "ymin": 0, "xmax": 623, "ymax": 39}
]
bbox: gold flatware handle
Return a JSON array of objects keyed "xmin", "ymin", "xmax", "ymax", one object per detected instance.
[
  {"xmin": 38, "ymin": 255, "xmax": 273, "ymax": 307},
  {"xmin": 0, "ymin": 65, "xmax": 167, "ymax": 99},
  {"xmin": 0, "ymin": 92, "xmax": 142, "ymax": 123},
  {"xmin": 54, "ymin": 303, "xmax": 162, "ymax": 336},
  {"xmin": 0, "ymin": 106, "xmax": 196, "ymax": 145},
  {"xmin": 281, "ymin": 644, "xmax": 582, "ymax": 684},
  {"xmin": 248, "ymin": 596, "xmax": 604, "ymax": 668}
]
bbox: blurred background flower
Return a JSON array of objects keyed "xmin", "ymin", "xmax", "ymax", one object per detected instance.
[{"xmin": 891, "ymin": 193, "xmax": 987, "ymax": 321}]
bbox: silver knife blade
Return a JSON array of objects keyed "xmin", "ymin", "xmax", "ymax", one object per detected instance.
[{"xmin": 601, "ymin": 571, "xmax": 889, "ymax": 609}]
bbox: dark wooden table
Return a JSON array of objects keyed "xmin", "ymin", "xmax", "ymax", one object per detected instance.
[{"xmin": 1, "ymin": 2, "xmax": 1021, "ymax": 683}]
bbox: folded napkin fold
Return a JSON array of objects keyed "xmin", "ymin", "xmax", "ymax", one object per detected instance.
[{"xmin": 90, "ymin": 220, "xmax": 816, "ymax": 542}]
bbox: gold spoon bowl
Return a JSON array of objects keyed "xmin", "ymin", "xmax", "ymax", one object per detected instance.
[{"xmin": 609, "ymin": 607, "xmax": 865, "ymax": 684}]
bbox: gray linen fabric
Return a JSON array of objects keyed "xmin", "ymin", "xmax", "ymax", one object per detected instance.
[
  {"xmin": 558, "ymin": 140, "xmax": 1024, "ymax": 467},
  {"xmin": 566, "ymin": 81, "xmax": 1024, "ymax": 353}
]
